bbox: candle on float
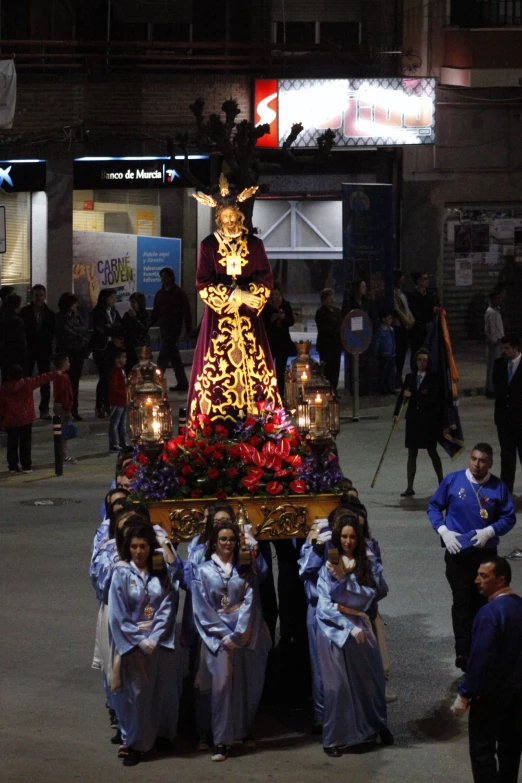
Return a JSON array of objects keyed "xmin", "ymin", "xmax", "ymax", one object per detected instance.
[
  {"xmin": 314, "ymin": 392, "xmax": 324, "ymax": 433},
  {"xmin": 300, "ymin": 371, "xmax": 308, "ymax": 402},
  {"xmin": 145, "ymin": 396, "xmax": 154, "ymax": 433}
]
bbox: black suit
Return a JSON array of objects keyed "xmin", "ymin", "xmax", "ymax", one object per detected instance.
[
  {"xmin": 394, "ymin": 372, "xmax": 442, "ymax": 449},
  {"xmin": 493, "ymin": 355, "xmax": 522, "ymax": 493},
  {"xmin": 20, "ymin": 303, "xmax": 55, "ymax": 414}
]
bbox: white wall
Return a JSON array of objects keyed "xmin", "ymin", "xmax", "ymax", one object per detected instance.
[{"xmin": 31, "ymin": 191, "xmax": 48, "ymax": 289}]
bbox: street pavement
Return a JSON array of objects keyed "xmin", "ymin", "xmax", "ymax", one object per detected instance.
[{"xmin": 2, "ymin": 364, "xmax": 521, "ymax": 783}]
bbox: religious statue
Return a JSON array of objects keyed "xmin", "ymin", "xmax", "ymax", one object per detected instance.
[{"xmin": 187, "ymin": 176, "xmax": 281, "ymax": 428}]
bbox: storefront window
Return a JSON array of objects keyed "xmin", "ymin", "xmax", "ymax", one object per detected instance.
[{"xmin": 0, "ymin": 191, "xmax": 30, "ymax": 286}]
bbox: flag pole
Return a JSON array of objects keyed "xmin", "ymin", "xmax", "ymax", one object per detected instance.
[{"xmin": 370, "ymin": 397, "xmax": 407, "ymax": 489}]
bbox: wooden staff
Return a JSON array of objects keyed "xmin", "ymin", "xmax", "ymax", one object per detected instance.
[{"xmin": 370, "ymin": 396, "xmax": 407, "ymax": 488}]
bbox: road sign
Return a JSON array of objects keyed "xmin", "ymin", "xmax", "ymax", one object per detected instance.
[{"xmin": 341, "ymin": 308, "xmax": 373, "ymax": 354}]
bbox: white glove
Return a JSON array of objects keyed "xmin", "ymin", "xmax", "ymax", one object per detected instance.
[
  {"xmin": 317, "ymin": 530, "xmax": 332, "ymax": 545},
  {"xmin": 139, "ymin": 638, "xmax": 157, "ymax": 655},
  {"xmin": 244, "ymin": 525, "xmax": 258, "ymax": 550},
  {"xmin": 438, "ymin": 525, "xmax": 462, "ymax": 555},
  {"xmin": 471, "ymin": 526, "xmax": 495, "ymax": 549},
  {"xmin": 315, "ymin": 518, "xmax": 329, "ymax": 531},
  {"xmin": 450, "ymin": 694, "xmax": 469, "ymax": 717},
  {"xmin": 326, "ymin": 559, "xmax": 345, "ymax": 580},
  {"xmin": 222, "ymin": 635, "xmax": 239, "ymax": 650},
  {"xmin": 160, "ymin": 540, "xmax": 177, "ymax": 565},
  {"xmin": 350, "ymin": 626, "xmax": 365, "ymax": 644}
]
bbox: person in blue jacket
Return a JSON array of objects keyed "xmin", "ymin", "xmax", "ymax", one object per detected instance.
[
  {"xmin": 373, "ymin": 309, "xmax": 396, "ymax": 394},
  {"xmin": 451, "ymin": 556, "xmax": 522, "ymax": 783},
  {"xmin": 427, "ymin": 442, "xmax": 515, "ymax": 672}
]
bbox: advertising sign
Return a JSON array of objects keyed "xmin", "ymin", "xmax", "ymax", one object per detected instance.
[
  {"xmin": 342, "ymin": 183, "xmax": 394, "ymax": 312},
  {"xmin": 0, "ymin": 160, "xmax": 46, "ymax": 192},
  {"xmin": 255, "ymin": 78, "xmax": 436, "ymax": 148},
  {"xmin": 74, "ymin": 156, "xmax": 211, "ymax": 189},
  {"xmin": 72, "ymin": 230, "xmax": 181, "ymax": 321}
]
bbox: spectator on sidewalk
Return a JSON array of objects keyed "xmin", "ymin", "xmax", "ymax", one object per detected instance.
[
  {"xmin": 0, "ymin": 364, "xmax": 58, "ymax": 473},
  {"xmin": 0, "ymin": 285, "xmax": 15, "ymax": 316},
  {"xmin": 262, "ymin": 282, "xmax": 296, "ymax": 399},
  {"xmin": 493, "ymin": 333, "xmax": 522, "ymax": 494},
  {"xmin": 315, "ymin": 288, "xmax": 343, "ymax": 392},
  {"xmin": 374, "ymin": 310, "xmax": 396, "ymax": 395},
  {"xmin": 122, "ymin": 292, "xmax": 150, "ymax": 374},
  {"xmin": 451, "ymin": 556, "xmax": 522, "ymax": 783},
  {"xmin": 55, "ymin": 293, "xmax": 89, "ymax": 422},
  {"xmin": 151, "ymin": 267, "xmax": 192, "ymax": 392},
  {"xmin": 393, "ymin": 270, "xmax": 415, "ymax": 388},
  {"xmin": 89, "ymin": 289, "xmax": 123, "ymax": 419},
  {"xmin": 407, "ymin": 271, "xmax": 437, "ymax": 370},
  {"xmin": 53, "ymin": 353, "xmax": 76, "ymax": 464},
  {"xmin": 0, "ymin": 294, "xmax": 27, "ymax": 382},
  {"xmin": 484, "ymin": 289, "xmax": 505, "ymax": 399},
  {"xmin": 108, "ymin": 349, "xmax": 128, "ymax": 453},
  {"xmin": 21, "ymin": 284, "xmax": 55, "ymax": 421}
]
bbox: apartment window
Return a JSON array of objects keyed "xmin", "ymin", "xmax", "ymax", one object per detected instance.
[
  {"xmin": 275, "ymin": 22, "xmax": 316, "ymax": 44},
  {"xmin": 320, "ymin": 22, "xmax": 361, "ymax": 48}
]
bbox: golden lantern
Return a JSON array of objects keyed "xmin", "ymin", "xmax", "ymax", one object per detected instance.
[
  {"xmin": 128, "ymin": 346, "xmax": 173, "ymax": 456},
  {"xmin": 287, "ymin": 341, "xmax": 340, "ymax": 442}
]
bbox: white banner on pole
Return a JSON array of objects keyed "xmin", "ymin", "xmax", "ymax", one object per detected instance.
[{"xmin": 0, "ymin": 60, "xmax": 16, "ymax": 129}]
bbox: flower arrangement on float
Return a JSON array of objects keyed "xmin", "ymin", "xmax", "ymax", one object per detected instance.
[{"xmin": 127, "ymin": 402, "xmax": 347, "ymax": 502}]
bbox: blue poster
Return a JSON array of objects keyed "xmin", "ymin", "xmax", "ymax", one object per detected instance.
[
  {"xmin": 136, "ymin": 236, "xmax": 182, "ymax": 308},
  {"xmin": 341, "ymin": 183, "xmax": 394, "ymax": 314}
]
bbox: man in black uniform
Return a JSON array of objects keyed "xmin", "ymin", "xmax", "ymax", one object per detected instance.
[
  {"xmin": 493, "ymin": 333, "xmax": 522, "ymax": 493},
  {"xmin": 21, "ymin": 284, "xmax": 55, "ymax": 420}
]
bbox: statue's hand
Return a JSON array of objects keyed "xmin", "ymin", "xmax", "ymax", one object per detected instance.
[
  {"xmin": 241, "ymin": 292, "xmax": 263, "ymax": 310},
  {"xmin": 223, "ymin": 288, "xmax": 242, "ymax": 314}
]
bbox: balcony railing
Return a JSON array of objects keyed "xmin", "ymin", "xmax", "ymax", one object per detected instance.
[
  {"xmin": 450, "ymin": 0, "xmax": 522, "ymax": 27},
  {"xmin": 0, "ymin": 39, "xmax": 372, "ymax": 74}
]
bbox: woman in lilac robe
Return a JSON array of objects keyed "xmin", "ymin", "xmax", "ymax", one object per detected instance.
[
  {"xmin": 187, "ymin": 209, "xmax": 281, "ymax": 429},
  {"xmin": 192, "ymin": 519, "xmax": 271, "ymax": 761},
  {"xmin": 316, "ymin": 516, "xmax": 393, "ymax": 756}
]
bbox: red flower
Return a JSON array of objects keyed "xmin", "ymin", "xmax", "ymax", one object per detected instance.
[
  {"xmin": 216, "ymin": 489, "xmax": 227, "ymax": 500},
  {"xmin": 125, "ymin": 463, "xmax": 137, "ymax": 478},
  {"xmin": 175, "ymin": 434, "xmax": 185, "ymax": 445},
  {"xmin": 208, "ymin": 467, "xmax": 220, "ymax": 479},
  {"xmin": 196, "ymin": 440, "xmax": 207, "ymax": 450},
  {"xmin": 276, "ymin": 438, "xmax": 291, "ymax": 459},
  {"xmin": 245, "ymin": 417, "xmax": 257, "ymax": 427},
  {"xmin": 265, "ymin": 453, "xmax": 283, "ymax": 471},
  {"xmin": 290, "ymin": 479, "xmax": 306, "ymax": 494},
  {"xmin": 249, "ymin": 435, "xmax": 261, "ymax": 447},
  {"xmin": 266, "ymin": 481, "xmax": 284, "ymax": 495},
  {"xmin": 238, "ymin": 442, "xmax": 255, "ymax": 463},
  {"xmin": 202, "ymin": 426, "xmax": 213, "ymax": 438},
  {"xmin": 181, "ymin": 465, "xmax": 192, "ymax": 476},
  {"xmin": 177, "ymin": 476, "xmax": 187, "ymax": 486},
  {"xmin": 272, "ymin": 415, "xmax": 282, "ymax": 426},
  {"xmin": 264, "ymin": 422, "xmax": 275, "ymax": 434},
  {"xmin": 247, "ymin": 466, "xmax": 264, "ymax": 481},
  {"xmin": 215, "ymin": 424, "xmax": 228, "ymax": 439},
  {"xmin": 227, "ymin": 444, "xmax": 241, "ymax": 458},
  {"xmin": 191, "ymin": 489, "xmax": 203, "ymax": 498},
  {"xmin": 287, "ymin": 426, "xmax": 297, "ymax": 436},
  {"xmin": 227, "ymin": 467, "xmax": 239, "ymax": 478},
  {"xmin": 194, "ymin": 455, "xmax": 206, "ymax": 466},
  {"xmin": 158, "ymin": 453, "xmax": 167, "ymax": 463},
  {"xmin": 252, "ymin": 450, "xmax": 266, "ymax": 468},
  {"xmin": 204, "ymin": 445, "xmax": 216, "ymax": 456},
  {"xmin": 285, "ymin": 454, "xmax": 302, "ymax": 468},
  {"xmin": 212, "ymin": 450, "xmax": 224, "ymax": 462},
  {"xmin": 184, "ymin": 438, "xmax": 195, "ymax": 449},
  {"xmin": 256, "ymin": 400, "xmax": 267, "ymax": 411},
  {"xmin": 197, "ymin": 413, "xmax": 210, "ymax": 424},
  {"xmin": 275, "ymin": 468, "xmax": 292, "ymax": 478},
  {"xmin": 167, "ymin": 438, "xmax": 178, "ymax": 454},
  {"xmin": 262, "ymin": 440, "xmax": 276, "ymax": 456},
  {"xmin": 137, "ymin": 452, "xmax": 149, "ymax": 465},
  {"xmin": 241, "ymin": 475, "xmax": 260, "ymax": 493}
]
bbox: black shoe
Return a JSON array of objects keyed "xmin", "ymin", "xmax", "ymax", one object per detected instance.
[
  {"xmin": 154, "ymin": 736, "xmax": 172, "ymax": 752},
  {"xmin": 109, "ymin": 708, "xmax": 118, "ymax": 729},
  {"xmin": 95, "ymin": 408, "xmax": 107, "ymax": 419},
  {"xmin": 379, "ymin": 728, "xmax": 394, "ymax": 746},
  {"xmin": 211, "ymin": 744, "xmax": 228, "ymax": 762},
  {"xmin": 110, "ymin": 729, "xmax": 122, "ymax": 745},
  {"xmin": 39, "ymin": 412, "xmax": 52, "ymax": 421},
  {"xmin": 401, "ymin": 488, "xmax": 415, "ymax": 497},
  {"xmin": 169, "ymin": 384, "xmax": 189, "ymax": 392},
  {"xmin": 122, "ymin": 749, "xmax": 141, "ymax": 766},
  {"xmin": 72, "ymin": 414, "xmax": 84, "ymax": 422},
  {"xmin": 455, "ymin": 655, "xmax": 468, "ymax": 672},
  {"xmin": 323, "ymin": 746, "xmax": 342, "ymax": 758}
]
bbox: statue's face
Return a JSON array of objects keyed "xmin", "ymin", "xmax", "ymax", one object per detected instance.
[{"xmin": 217, "ymin": 206, "xmax": 243, "ymax": 237}]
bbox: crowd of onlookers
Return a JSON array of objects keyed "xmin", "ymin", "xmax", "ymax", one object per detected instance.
[{"xmin": 0, "ymin": 266, "xmax": 193, "ymax": 472}]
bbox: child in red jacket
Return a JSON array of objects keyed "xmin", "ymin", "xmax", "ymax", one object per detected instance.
[
  {"xmin": 0, "ymin": 364, "xmax": 58, "ymax": 473},
  {"xmin": 53, "ymin": 354, "xmax": 76, "ymax": 463},
  {"xmin": 108, "ymin": 349, "xmax": 128, "ymax": 453}
]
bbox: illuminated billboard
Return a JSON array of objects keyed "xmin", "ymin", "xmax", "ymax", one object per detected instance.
[{"xmin": 254, "ymin": 78, "xmax": 436, "ymax": 148}]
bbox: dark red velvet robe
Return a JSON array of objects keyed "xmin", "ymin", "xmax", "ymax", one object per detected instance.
[{"xmin": 187, "ymin": 232, "xmax": 281, "ymax": 427}]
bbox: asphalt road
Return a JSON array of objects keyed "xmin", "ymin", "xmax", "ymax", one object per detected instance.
[{"xmin": 2, "ymin": 394, "xmax": 520, "ymax": 783}]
